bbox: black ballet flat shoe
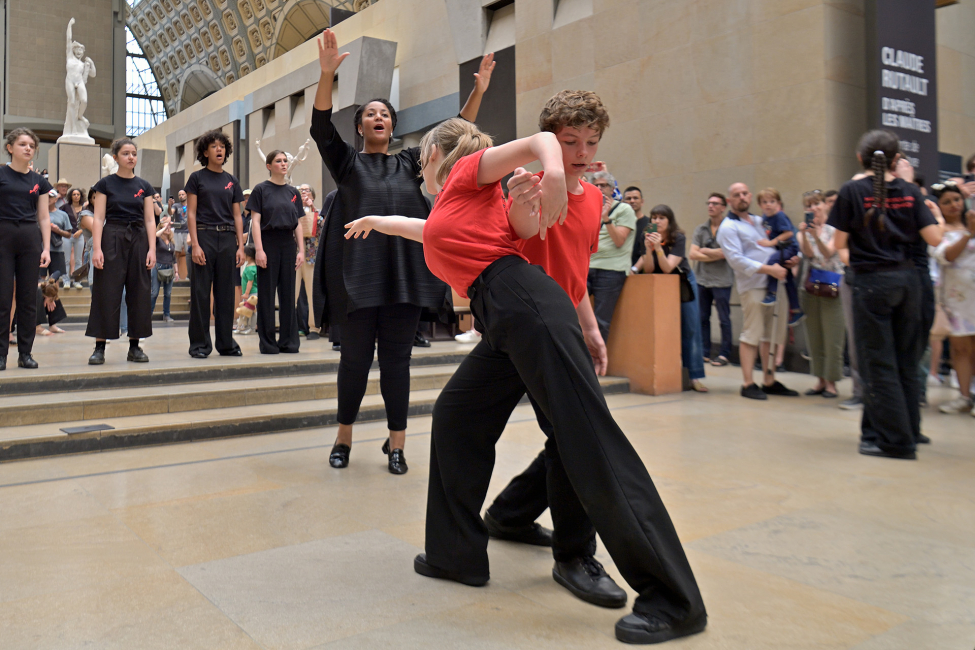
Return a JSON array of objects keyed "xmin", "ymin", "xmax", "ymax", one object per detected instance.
[
  {"xmin": 329, "ymin": 442, "xmax": 351, "ymax": 468},
  {"xmin": 127, "ymin": 347, "xmax": 149, "ymax": 363},
  {"xmin": 413, "ymin": 332, "xmax": 431, "ymax": 348},
  {"xmin": 917, "ymin": 433, "xmax": 931, "ymax": 444},
  {"xmin": 615, "ymin": 610, "xmax": 707, "ymax": 645},
  {"xmin": 190, "ymin": 351, "xmax": 208, "ymax": 359},
  {"xmin": 382, "ymin": 439, "xmax": 409, "ymax": 474},
  {"xmin": 219, "ymin": 349, "xmax": 243, "ymax": 357},
  {"xmin": 0, "ymin": 356, "xmax": 6, "ymax": 371},
  {"xmin": 483, "ymin": 511, "xmax": 553, "ymax": 547},
  {"xmin": 17, "ymin": 354, "xmax": 38, "ymax": 369},
  {"xmin": 413, "ymin": 553, "xmax": 488, "ymax": 587},
  {"xmin": 553, "ymin": 557, "xmax": 627, "ymax": 608},
  {"xmin": 88, "ymin": 349, "xmax": 105, "ymax": 365}
]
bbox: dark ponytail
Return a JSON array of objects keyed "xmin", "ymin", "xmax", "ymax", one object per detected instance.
[{"xmin": 856, "ymin": 129, "xmax": 900, "ymax": 232}]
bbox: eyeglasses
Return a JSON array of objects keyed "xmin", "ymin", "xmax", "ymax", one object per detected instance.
[
  {"xmin": 594, "ymin": 183, "xmax": 612, "ymax": 189},
  {"xmin": 706, "ymin": 201, "xmax": 725, "ymax": 207}
]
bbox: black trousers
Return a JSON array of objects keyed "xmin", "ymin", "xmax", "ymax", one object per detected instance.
[
  {"xmin": 587, "ymin": 267, "xmax": 627, "ymax": 343},
  {"xmin": 188, "ymin": 229, "xmax": 240, "ymax": 356},
  {"xmin": 425, "ymin": 257, "xmax": 704, "ymax": 620},
  {"xmin": 256, "ymin": 230, "xmax": 299, "ymax": 354},
  {"xmin": 853, "ymin": 267, "xmax": 922, "ymax": 453},
  {"xmin": 40, "ymin": 251, "xmax": 66, "ymax": 280},
  {"xmin": 337, "ymin": 303, "xmax": 421, "ymax": 431},
  {"xmin": 479, "ymin": 370, "xmax": 597, "ymax": 562},
  {"xmin": 86, "ymin": 223, "xmax": 152, "ymax": 340},
  {"xmin": 0, "ymin": 220, "xmax": 42, "ymax": 357}
]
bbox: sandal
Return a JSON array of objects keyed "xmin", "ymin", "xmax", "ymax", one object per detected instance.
[
  {"xmin": 691, "ymin": 379, "xmax": 709, "ymax": 393},
  {"xmin": 710, "ymin": 356, "xmax": 729, "ymax": 367}
]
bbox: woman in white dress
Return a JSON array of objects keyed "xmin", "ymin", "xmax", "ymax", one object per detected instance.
[{"xmin": 932, "ymin": 181, "xmax": 975, "ymax": 414}]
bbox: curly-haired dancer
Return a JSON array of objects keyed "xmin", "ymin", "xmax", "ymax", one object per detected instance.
[{"xmin": 185, "ymin": 129, "xmax": 245, "ymax": 358}]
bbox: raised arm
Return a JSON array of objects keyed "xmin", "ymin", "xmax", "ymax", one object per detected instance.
[
  {"xmin": 313, "ymin": 29, "xmax": 348, "ymax": 112},
  {"xmin": 459, "ymin": 53, "xmax": 496, "ymax": 122},
  {"xmin": 66, "ymin": 18, "xmax": 74, "ymax": 59},
  {"xmin": 311, "ymin": 30, "xmax": 356, "ymax": 180}
]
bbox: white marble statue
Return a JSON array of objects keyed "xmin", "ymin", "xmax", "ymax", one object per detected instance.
[
  {"xmin": 101, "ymin": 153, "xmax": 118, "ymax": 176},
  {"xmin": 59, "ymin": 18, "xmax": 97, "ymax": 145},
  {"xmin": 255, "ymin": 138, "xmax": 312, "ymax": 185}
]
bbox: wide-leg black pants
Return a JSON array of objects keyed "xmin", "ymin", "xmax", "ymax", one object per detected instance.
[
  {"xmin": 425, "ymin": 256, "xmax": 704, "ymax": 621},
  {"xmin": 337, "ymin": 303, "xmax": 421, "ymax": 431},
  {"xmin": 256, "ymin": 229, "xmax": 299, "ymax": 354},
  {"xmin": 86, "ymin": 222, "xmax": 152, "ymax": 340},
  {"xmin": 0, "ymin": 220, "xmax": 42, "ymax": 357},
  {"xmin": 853, "ymin": 267, "xmax": 922, "ymax": 454},
  {"xmin": 188, "ymin": 229, "xmax": 240, "ymax": 357}
]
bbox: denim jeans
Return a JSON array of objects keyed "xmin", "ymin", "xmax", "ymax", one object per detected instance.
[
  {"xmin": 150, "ymin": 264, "xmax": 174, "ymax": 318},
  {"xmin": 698, "ymin": 284, "xmax": 732, "ymax": 360},
  {"xmin": 586, "ymin": 268, "xmax": 627, "ymax": 343},
  {"xmin": 680, "ymin": 270, "xmax": 706, "ymax": 380}
]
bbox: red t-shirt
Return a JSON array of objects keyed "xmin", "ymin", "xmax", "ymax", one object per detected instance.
[
  {"xmin": 423, "ymin": 149, "xmax": 527, "ymax": 297},
  {"xmin": 516, "ymin": 174, "xmax": 602, "ymax": 306}
]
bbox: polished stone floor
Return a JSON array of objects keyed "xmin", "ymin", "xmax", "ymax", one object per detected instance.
[{"xmin": 1, "ymin": 356, "xmax": 973, "ymax": 649}]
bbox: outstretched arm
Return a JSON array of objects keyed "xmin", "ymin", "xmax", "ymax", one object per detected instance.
[
  {"xmin": 66, "ymin": 18, "xmax": 74, "ymax": 58},
  {"xmin": 345, "ymin": 216, "xmax": 425, "ymax": 243},
  {"xmin": 459, "ymin": 53, "xmax": 496, "ymax": 123},
  {"xmin": 313, "ymin": 29, "xmax": 349, "ymax": 112}
]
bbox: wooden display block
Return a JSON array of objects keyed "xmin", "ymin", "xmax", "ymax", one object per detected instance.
[{"xmin": 605, "ymin": 274, "xmax": 682, "ymax": 395}]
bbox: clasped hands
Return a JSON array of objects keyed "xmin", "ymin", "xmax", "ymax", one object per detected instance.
[{"xmin": 507, "ymin": 168, "xmax": 568, "ymax": 239}]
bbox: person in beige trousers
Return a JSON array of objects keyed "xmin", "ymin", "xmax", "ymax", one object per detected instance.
[{"xmin": 297, "ymin": 184, "xmax": 322, "ymax": 339}]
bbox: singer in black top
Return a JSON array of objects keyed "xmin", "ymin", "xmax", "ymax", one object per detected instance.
[
  {"xmin": 311, "ymin": 28, "xmax": 495, "ymax": 473},
  {"xmin": 828, "ymin": 130, "xmax": 941, "ymax": 460},
  {"xmin": 249, "ymin": 151, "xmax": 306, "ymax": 354},
  {"xmin": 86, "ymin": 140, "xmax": 156, "ymax": 364},
  {"xmin": 185, "ymin": 129, "xmax": 246, "ymax": 358},
  {"xmin": 0, "ymin": 128, "xmax": 53, "ymax": 370}
]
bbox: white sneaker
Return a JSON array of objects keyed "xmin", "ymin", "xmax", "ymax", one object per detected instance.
[
  {"xmin": 455, "ymin": 330, "xmax": 482, "ymax": 343},
  {"xmin": 939, "ymin": 395, "xmax": 973, "ymax": 414},
  {"xmin": 926, "ymin": 374, "xmax": 943, "ymax": 387},
  {"xmin": 72, "ymin": 282, "xmax": 83, "ymax": 289},
  {"xmin": 950, "ymin": 370, "xmax": 959, "ymax": 389}
]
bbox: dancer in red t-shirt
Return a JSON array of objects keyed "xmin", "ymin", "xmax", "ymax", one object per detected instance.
[{"xmin": 344, "ymin": 97, "xmax": 705, "ymax": 645}]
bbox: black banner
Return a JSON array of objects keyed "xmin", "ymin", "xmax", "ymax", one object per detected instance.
[{"xmin": 866, "ymin": 0, "xmax": 938, "ymax": 185}]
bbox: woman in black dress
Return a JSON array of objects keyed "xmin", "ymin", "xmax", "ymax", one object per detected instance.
[
  {"xmin": 829, "ymin": 130, "xmax": 942, "ymax": 460},
  {"xmin": 0, "ymin": 128, "xmax": 52, "ymax": 370},
  {"xmin": 312, "ymin": 29, "xmax": 495, "ymax": 474},
  {"xmin": 249, "ymin": 150, "xmax": 306, "ymax": 354},
  {"xmin": 87, "ymin": 138, "xmax": 156, "ymax": 364}
]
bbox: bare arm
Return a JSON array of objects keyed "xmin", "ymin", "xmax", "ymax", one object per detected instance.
[
  {"xmin": 37, "ymin": 195, "xmax": 51, "ymax": 268},
  {"xmin": 314, "ymin": 30, "xmax": 349, "ymax": 111},
  {"xmin": 604, "ymin": 222, "xmax": 631, "ymax": 248},
  {"xmin": 458, "ymin": 53, "xmax": 495, "ymax": 122},
  {"xmin": 921, "ymin": 223, "xmax": 943, "ymax": 248},
  {"xmin": 294, "ymin": 221, "xmax": 305, "ymax": 269},
  {"xmin": 345, "ymin": 215, "xmax": 425, "ymax": 243},
  {"xmin": 187, "ymin": 193, "xmax": 204, "ymax": 265},
  {"xmin": 66, "ymin": 18, "xmax": 74, "ymax": 59},
  {"xmin": 575, "ymin": 297, "xmax": 607, "ymax": 376},
  {"xmin": 143, "ymin": 197, "xmax": 156, "ymax": 270},
  {"xmin": 250, "ymin": 211, "xmax": 266, "ymax": 267},
  {"xmin": 91, "ymin": 193, "xmax": 107, "ymax": 269},
  {"xmin": 233, "ymin": 203, "xmax": 245, "ymax": 267}
]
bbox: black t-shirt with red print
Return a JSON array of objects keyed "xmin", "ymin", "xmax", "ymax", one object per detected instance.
[
  {"xmin": 827, "ymin": 176, "xmax": 936, "ymax": 273},
  {"xmin": 184, "ymin": 168, "xmax": 244, "ymax": 226},
  {"xmin": 0, "ymin": 165, "xmax": 53, "ymax": 222},
  {"xmin": 247, "ymin": 180, "xmax": 302, "ymax": 231},
  {"xmin": 91, "ymin": 174, "xmax": 155, "ymax": 224}
]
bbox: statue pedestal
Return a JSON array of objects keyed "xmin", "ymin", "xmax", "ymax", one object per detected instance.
[
  {"xmin": 48, "ymin": 141, "xmax": 101, "ymax": 190},
  {"xmin": 56, "ymin": 134, "xmax": 96, "ymax": 145},
  {"xmin": 605, "ymin": 274, "xmax": 683, "ymax": 395}
]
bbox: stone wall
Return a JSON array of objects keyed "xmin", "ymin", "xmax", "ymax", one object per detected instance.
[{"xmin": 936, "ymin": 0, "xmax": 975, "ymax": 163}]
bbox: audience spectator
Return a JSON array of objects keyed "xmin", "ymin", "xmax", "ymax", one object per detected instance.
[
  {"xmin": 171, "ymin": 189, "xmax": 189, "ymax": 279},
  {"xmin": 932, "ymin": 182, "xmax": 975, "ymax": 415},
  {"xmin": 54, "ymin": 178, "xmax": 70, "ymax": 209},
  {"xmin": 588, "ymin": 170, "xmax": 636, "ymax": 342},
  {"xmin": 237, "ymin": 245, "xmax": 258, "ymax": 334},
  {"xmin": 151, "ymin": 215, "xmax": 177, "ymax": 322},
  {"xmin": 718, "ymin": 183, "xmax": 798, "ymax": 400},
  {"xmin": 152, "ymin": 192, "xmax": 164, "ymax": 222},
  {"xmin": 690, "ymin": 192, "xmax": 733, "ymax": 366},
  {"xmin": 636, "ymin": 205, "xmax": 707, "ymax": 392},
  {"xmin": 756, "ymin": 188, "xmax": 803, "ymax": 325},
  {"xmin": 623, "ymin": 186, "xmax": 648, "ymax": 265},
  {"xmin": 46, "ymin": 190, "xmax": 72, "ymax": 283},
  {"xmin": 797, "ymin": 190, "xmax": 845, "ymax": 398},
  {"xmin": 36, "ymin": 273, "xmax": 67, "ymax": 335},
  {"xmin": 64, "ymin": 188, "xmax": 85, "ymax": 288},
  {"xmin": 297, "ymin": 183, "xmax": 322, "ymax": 340}
]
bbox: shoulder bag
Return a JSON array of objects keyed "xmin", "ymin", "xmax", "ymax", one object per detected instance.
[{"xmin": 804, "ymin": 267, "xmax": 841, "ymax": 298}]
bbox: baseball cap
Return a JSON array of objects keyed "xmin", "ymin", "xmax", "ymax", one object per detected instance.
[
  {"xmin": 48, "ymin": 189, "xmax": 59, "ymax": 198},
  {"xmin": 243, "ymin": 189, "xmax": 252, "ymax": 196}
]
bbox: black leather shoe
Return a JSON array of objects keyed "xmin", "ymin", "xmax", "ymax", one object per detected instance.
[
  {"xmin": 17, "ymin": 354, "xmax": 38, "ymax": 369},
  {"xmin": 413, "ymin": 332, "xmax": 431, "ymax": 348},
  {"xmin": 858, "ymin": 441, "xmax": 916, "ymax": 460},
  {"xmin": 329, "ymin": 442, "xmax": 351, "ymax": 468},
  {"xmin": 219, "ymin": 349, "xmax": 243, "ymax": 357},
  {"xmin": 740, "ymin": 383, "xmax": 768, "ymax": 400},
  {"xmin": 190, "ymin": 351, "xmax": 208, "ymax": 359},
  {"xmin": 762, "ymin": 381, "xmax": 799, "ymax": 396},
  {"xmin": 332, "ymin": 344, "xmax": 341, "ymax": 352},
  {"xmin": 413, "ymin": 553, "xmax": 488, "ymax": 587},
  {"xmin": 615, "ymin": 611, "xmax": 707, "ymax": 644},
  {"xmin": 484, "ymin": 511, "xmax": 553, "ymax": 547},
  {"xmin": 307, "ymin": 331, "xmax": 320, "ymax": 340},
  {"xmin": 916, "ymin": 433, "xmax": 931, "ymax": 444},
  {"xmin": 127, "ymin": 347, "xmax": 149, "ymax": 363},
  {"xmin": 88, "ymin": 349, "xmax": 105, "ymax": 365},
  {"xmin": 382, "ymin": 439, "xmax": 409, "ymax": 474},
  {"xmin": 0, "ymin": 356, "xmax": 6, "ymax": 371},
  {"xmin": 553, "ymin": 557, "xmax": 627, "ymax": 608}
]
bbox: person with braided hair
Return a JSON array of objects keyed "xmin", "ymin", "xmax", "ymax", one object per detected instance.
[{"xmin": 828, "ymin": 130, "xmax": 942, "ymax": 460}]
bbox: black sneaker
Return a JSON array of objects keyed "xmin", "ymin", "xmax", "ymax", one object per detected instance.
[
  {"xmin": 740, "ymin": 383, "xmax": 768, "ymax": 400},
  {"xmin": 553, "ymin": 557, "xmax": 627, "ymax": 608},
  {"xmin": 615, "ymin": 611, "xmax": 707, "ymax": 644},
  {"xmin": 762, "ymin": 380, "xmax": 799, "ymax": 396},
  {"xmin": 483, "ymin": 511, "xmax": 553, "ymax": 547}
]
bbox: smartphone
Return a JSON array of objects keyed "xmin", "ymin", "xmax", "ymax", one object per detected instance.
[
  {"xmin": 643, "ymin": 223, "xmax": 657, "ymax": 236},
  {"xmin": 804, "ymin": 211, "xmax": 814, "ymax": 226}
]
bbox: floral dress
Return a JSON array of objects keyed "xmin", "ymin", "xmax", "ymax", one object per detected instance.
[{"xmin": 934, "ymin": 229, "xmax": 975, "ymax": 336}]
